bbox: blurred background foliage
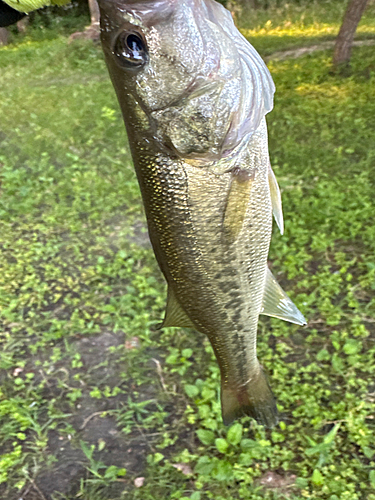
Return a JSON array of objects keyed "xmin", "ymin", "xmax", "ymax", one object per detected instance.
[{"xmin": 3, "ymin": 0, "xmax": 360, "ymax": 34}]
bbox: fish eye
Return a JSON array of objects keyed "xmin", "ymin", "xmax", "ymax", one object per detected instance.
[{"xmin": 113, "ymin": 31, "xmax": 148, "ymax": 69}]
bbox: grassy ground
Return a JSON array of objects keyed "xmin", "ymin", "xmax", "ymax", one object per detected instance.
[{"xmin": 1, "ymin": 1, "xmax": 375, "ymax": 499}]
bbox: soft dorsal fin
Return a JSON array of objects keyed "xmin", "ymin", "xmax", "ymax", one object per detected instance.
[
  {"xmin": 162, "ymin": 286, "xmax": 195, "ymax": 328},
  {"xmin": 268, "ymin": 164, "xmax": 284, "ymax": 235},
  {"xmin": 223, "ymin": 168, "xmax": 254, "ymax": 244},
  {"xmin": 261, "ymin": 268, "xmax": 306, "ymax": 325}
]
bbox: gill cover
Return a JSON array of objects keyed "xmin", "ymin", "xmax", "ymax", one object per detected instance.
[{"xmin": 99, "ymin": 0, "xmax": 275, "ymax": 161}]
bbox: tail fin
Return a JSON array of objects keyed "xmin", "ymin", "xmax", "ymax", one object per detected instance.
[{"xmin": 221, "ymin": 367, "xmax": 278, "ymax": 428}]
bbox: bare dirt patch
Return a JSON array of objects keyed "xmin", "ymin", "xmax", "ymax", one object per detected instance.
[
  {"xmin": 266, "ymin": 38, "xmax": 375, "ymax": 62},
  {"xmin": 4, "ymin": 331, "xmax": 160, "ymax": 500}
]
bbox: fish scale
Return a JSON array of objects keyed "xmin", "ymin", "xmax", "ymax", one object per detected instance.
[{"xmin": 98, "ymin": 0, "xmax": 306, "ymax": 427}]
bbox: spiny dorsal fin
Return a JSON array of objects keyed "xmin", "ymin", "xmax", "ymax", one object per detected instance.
[
  {"xmin": 268, "ymin": 164, "xmax": 284, "ymax": 235},
  {"xmin": 261, "ymin": 268, "xmax": 306, "ymax": 325},
  {"xmin": 223, "ymin": 168, "xmax": 254, "ymax": 244},
  {"xmin": 162, "ymin": 286, "xmax": 195, "ymax": 328}
]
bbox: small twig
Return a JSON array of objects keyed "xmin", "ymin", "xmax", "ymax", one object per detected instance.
[
  {"xmin": 322, "ymin": 418, "xmax": 347, "ymax": 425},
  {"xmin": 152, "ymin": 358, "xmax": 168, "ymax": 392},
  {"xmin": 324, "ymin": 414, "xmax": 375, "ymax": 425},
  {"xmin": 360, "ymin": 316, "xmax": 375, "ymax": 323},
  {"xmin": 80, "ymin": 410, "xmax": 117, "ymax": 430},
  {"xmin": 53, "ymin": 366, "xmax": 70, "ymax": 382},
  {"xmin": 305, "ymin": 318, "xmax": 326, "ymax": 325},
  {"xmin": 38, "ymin": 369, "xmax": 52, "ymax": 388},
  {"xmin": 134, "ymin": 423, "xmax": 156, "ymax": 453},
  {"xmin": 30, "ymin": 478, "xmax": 48, "ymax": 500},
  {"xmin": 18, "ymin": 483, "xmax": 31, "ymax": 500}
]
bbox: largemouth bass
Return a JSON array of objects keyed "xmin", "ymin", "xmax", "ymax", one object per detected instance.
[{"xmin": 98, "ymin": 0, "xmax": 306, "ymax": 427}]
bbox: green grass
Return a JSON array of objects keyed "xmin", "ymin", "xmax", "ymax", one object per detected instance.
[{"xmin": 1, "ymin": 1, "xmax": 375, "ymax": 499}]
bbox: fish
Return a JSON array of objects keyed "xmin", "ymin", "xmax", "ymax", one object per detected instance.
[{"xmin": 98, "ymin": 0, "xmax": 306, "ymax": 427}]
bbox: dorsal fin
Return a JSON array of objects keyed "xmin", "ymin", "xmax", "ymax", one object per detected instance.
[
  {"xmin": 268, "ymin": 164, "xmax": 284, "ymax": 235},
  {"xmin": 162, "ymin": 286, "xmax": 195, "ymax": 328},
  {"xmin": 261, "ymin": 268, "xmax": 306, "ymax": 325}
]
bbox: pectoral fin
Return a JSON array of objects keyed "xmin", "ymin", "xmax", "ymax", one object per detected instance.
[
  {"xmin": 223, "ymin": 168, "xmax": 253, "ymax": 244},
  {"xmin": 162, "ymin": 286, "xmax": 195, "ymax": 328},
  {"xmin": 268, "ymin": 164, "xmax": 284, "ymax": 235},
  {"xmin": 261, "ymin": 268, "xmax": 306, "ymax": 325}
]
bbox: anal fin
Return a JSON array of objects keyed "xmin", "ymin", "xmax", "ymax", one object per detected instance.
[
  {"xmin": 261, "ymin": 268, "xmax": 306, "ymax": 325},
  {"xmin": 268, "ymin": 164, "xmax": 284, "ymax": 235},
  {"xmin": 162, "ymin": 286, "xmax": 195, "ymax": 328}
]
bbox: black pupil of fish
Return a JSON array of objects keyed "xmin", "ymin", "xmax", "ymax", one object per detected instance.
[{"xmin": 125, "ymin": 34, "xmax": 144, "ymax": 62}]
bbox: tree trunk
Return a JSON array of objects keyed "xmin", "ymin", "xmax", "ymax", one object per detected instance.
[
  {"xmin": 17, "ymin": 16, "xmax": 29, "ymax": 33},
  {"xmin": 69, "ymin": 0, "xmax": 100, "ymax": 43},
  {"xmin": 333, "ymin": 0, "xmax": 369, "ymax": 67},
  {"xmin": 88, "ymin": 0, "xmax": 100, "ymax": 28},
  {"xmin": 0, "ymin": 27, "xmax": 9, "ymax": 45}
]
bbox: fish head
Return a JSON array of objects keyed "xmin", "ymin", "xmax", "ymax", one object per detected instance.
[{"xmin": 99, "ymin": 0, "xmax": 275, "ymax": 162}]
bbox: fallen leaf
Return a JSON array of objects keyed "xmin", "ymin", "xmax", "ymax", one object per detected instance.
[
  {"xmin": 172, "ymin": 463, "xmax": 193, "ymax": 476},
  {"xmin": 134, "ymin": 477, "xmax": 145, "ymax": 488},
  {"xmin": 125, "ymin": 337, "xmax": 141, "ymax": 350}
]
